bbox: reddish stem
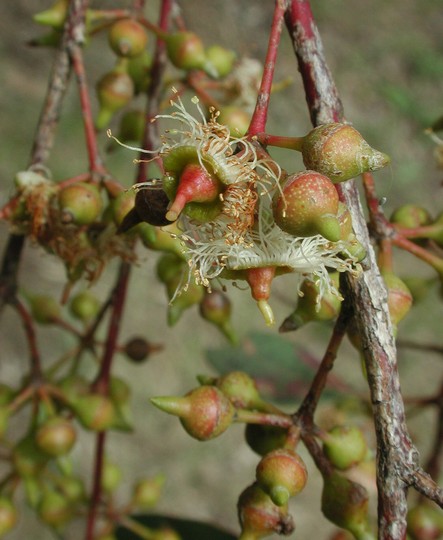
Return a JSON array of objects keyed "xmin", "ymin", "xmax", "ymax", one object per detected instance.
[
  {"xmin": 12, "ymin": 299, "xmax": 43, "ymax": 381},
  {"xmin": 247, "ymin": 0, "xmax": 286, "ymax": 136},
  {"xmin": 392, "ymin": 235, "xmax": 443, "ymax": 274},
  {"xmin": 69, "ymin": 45, "xmax": 105, "ymax": 175},
  {"xmin": 136, "ymin": 0, "xmax": 173, "ymax": 183},
  {"xmin": 253, "ymin": 132, "xmax": 304, "ymax": 151},
  {"xmin": 84, "ymin": 432, "xmax": 106, "ymax": 540}
]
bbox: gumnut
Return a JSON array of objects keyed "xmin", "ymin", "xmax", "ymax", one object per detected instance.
[
  {"xmin": 36, "ymin": 416, "xmax": 77, "ymax": 457},
  {"xmin": 72, "ymin": 393, "xmax": 117, "ymax": 431},
  {"xmin": 390, "ymin": 204, "xmax": 432, "ymax": 229},
  {"xmin": 322, "ymin": 425, "xmax": 367, "ymax": 470},
  {"xmin": 382, "ymin": 273, "xmax": 413, "ymax": 327},
  {"xmin": 118, "ymin": 186, "xmax": 172, "ymax": 232},
  {"xmin": 132, "ymin": 473, "xmax": 165, "ymax": 509},
  {"xmin": 165, "ymin": 31, "xmax": 208, "ymax": 72},
  {"xmin": 245, "ymin": 424, "xmax": 289, "ymax": 457},
  {"xmin": 321, "ymin": 471, "xmax": 373, "ymax": 539},
  {"xmin": 256, "ymin": 448, "xmax": 308, "ymax": 506},
  {"xmin": 0, "ymin": 497, "xmax": 18, "ymax": 537},
  {"xmin": 279, "ymin": 273, "xmax": 341, "ymax": 332},
  {"xmin": 218, "ymin": 106, "xmax": 250, "ymax": 137},
  {"xmin": 96, "ymin": 63, "xmax": 134, "ymax": 130},
  {"xmin": 237, "ymin": 482, "xmax": 294, "ymax": 539},
  {"xmin": 273, "ymin": 171, "xmax": 341, "ymax": 242},
  {"xmin": 28, "ymin": 294, "xmax": 61, "ymax": 324},
  {"xmin": 58, "ymin": 182, "xmax": 103, "ymax": 225},
  {"xmin": 151, "ymin": 385, "xmax": 235, "ymax": 441},
  {"xmin": 33, "ymin": 0, "xmax": 68, "ymax": 29},
  {"xmin": 13, "ymin": 437, "xmax": 49, "ymax": 477},
  {"xmin": 215, "ymin": 371, "xmax": 264, "ymax": 410},
  {"xmin": 205, "ymin": 44, "xmax": 236, "ymax": 78},
  {"xmin": 108, "ymin": 18, "xmax": 148, "ymax": 58},
  {"xmin": 407, "ymin": 503, "xmax": 443, "ymax": 540},
  {"xmin": 245, "ymin": 266, "xmax": 277, "ymax": 326},
  {"xmin": 199, "ymin": 289, "xmax": 238, "ymax": 344},
  {"xmin": 37, "ymin": 489, "xmax": 73, "ymax": 527},
  {"xmin": 124, "ymin": 336, "xmax": 160, "ymax": 363},
  {"xmin": 69, "ymin": 290, "xmax": 100, "ymax": 322},
  {"xmin": 301, "ymin": 123, "xmax": 390, "ymax": 183}
]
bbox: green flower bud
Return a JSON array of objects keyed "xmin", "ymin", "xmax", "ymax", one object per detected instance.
[
  {"xmin": 383, "ymin": 273, "xmax": 413, "ymax": 326},
  {"xmin": 245, "ymin": 424, "xmax": 289, "ymax": 457},
  {"xmin": 273, "ymin": 171, "xmax": 341, "ymax": 241},
  {"xmin": 28, "ymin": 294, "xmax": 61, "ymax": 324},
  {"xmin": 127, "ymin": 50, "xmax": 152, "ymax": 94},
  {"xmin": 58, "ymin": 182, "xmax": 103, "ymax": 225},
  {"xmin": 216, "ymin": 371, "xmax": 263, "ymax": 410},
  {"xmin": 237, "ymin": 482, "xmax": 294, "ymax": 539},
  {"xmin": 132, "ymin": 474, "xmax": 165, "ymax": 509},
  {"xmin": 321, "ymin": 471, "xmax": 372, "ymax": 539},
  {"xmin": 166, "ymin": 32, "xmax": 207, "ymax": 71},
  {"xmin": 151, "ymin": 385, "xmax": 235, "ymax": 441},
  {"xmin": 108, "ymin": 18, "xmax": 148, "ymax": 58},
  {"xmin": 390, "ymin": 205, "xmax": 432, "ymax": 229},
  {"xmin": 72, "ymin": 393, "xmax": 117, "ymax": 431},
  {"xmin": 96, "ymin": 64, "xmax": 134, "ymax": 130},
  {"xmin": 13, "ymin": 437, "xmax": 49, "ymax": 477},
  {"xmin": 36, "ymin": 416, "xmax": 77, "ymax": 457},
  {"xmin": 407, "ymin": 503, "xmax": 443, "ymax": 540},
  {"xmin": 37, "ymin": 489, "xmax": 73, "ymax": 527},
  {"xmin": 116, "ymin": 109, "xmax": 145, "ymax": 144},
  {"xmin": 217, "ymin": 106, "xmax": 250, "ymax": 137},
  {"xmin": 205, "ymin": 45, "xmax": 236, "ymax": 78},
  {"xmin": 199, "ymin": 290, "xmax": 238, "ymax": 344},
  {"xmin": 102, "ymin": 462, "xmax": 122, "ymax": 494},
  {"xmin": 256, "ymin": 449, "xmax": 308, "ymax": 506},
  {"xmin": 302, "ymin": 123, "xmax": 390, "ymax": 183},
  {"xmin": 33, "ymin": 0, "xmax": 68, "ymax": 29},
  {"xmin": 322, "ymin": 425, "xmax": 367, "ymax": 470},
  {"xmin": 0, "ymin": 497, "xmax": 18, "ymax": 537},
  {"xmin": 69, "ymin": 290, "xmax": 100, "ymax": 322}
]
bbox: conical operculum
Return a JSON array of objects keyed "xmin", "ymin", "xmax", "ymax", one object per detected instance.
[
  {"xmin": 302, "ymin": 123, "xmax": 390, "ymax": 183},
  {"xmin": 273, "ymin": 171, "xmax": 341, "ymax": 242}
]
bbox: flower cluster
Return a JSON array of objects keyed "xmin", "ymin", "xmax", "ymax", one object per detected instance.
[{"xmin": 130, "ymin": 94, "xmax": 362, "ymax": 324}]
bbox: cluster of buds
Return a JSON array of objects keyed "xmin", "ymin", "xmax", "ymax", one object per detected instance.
[{"xmin": 116, "ymin": 94, "xmax": 389, "ymax": 327}]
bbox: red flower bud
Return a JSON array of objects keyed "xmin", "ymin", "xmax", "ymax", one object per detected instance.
[{"xmin": 108, "ymin": 18, "xmax": 148, "ymax": 58}]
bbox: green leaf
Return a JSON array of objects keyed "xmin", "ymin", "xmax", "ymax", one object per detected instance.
[{"xmin": 116, "ymin": 514, "xmax": 236, "ymax": 540}]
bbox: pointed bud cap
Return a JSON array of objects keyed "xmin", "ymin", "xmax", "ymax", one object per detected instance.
[
  {"xmin": 151, "ymin": 385, "xmax": 235, "ymax": 440},
  {"xmin": 302, "ymin": 123, "xmax": 390, "ymax": 183}
]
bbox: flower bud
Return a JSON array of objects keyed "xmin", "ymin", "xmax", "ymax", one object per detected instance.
[
  {"xmin": 237, "ymin": 482, "xmax": 294, "ymax": 538},
  {"xmin": 108, "ymin": 19, "xmax": 148, "ymax": 58},
  {"xmin": 132, "ymin": 474, "xmax": 165, "ymax": 509},
  {"xmin": 166, "ymin": 32, "xmax": 207, "ymax": 71},
  {"xmin": 383, "ymin": 273, "xmax": 413, "ymax": 326},
  {"xmin": 156, "ymin": 253, "xmax": 185, "ymax": 285},
  {"xmin": 96, "ymin": 65, "xmax": 134, "ymax": 130},
  {"xmin": 245, "ymin": 266, "xmax": 276, "ymax": 326},
  {"xmin": 166, "ymin": 277, "xmax": 205, "ymax": 326},
  {"xmin": 321, "ymin": 471, "xmax": 372, "ymax": 538},
  {"xmin": 55, "ymin": 475, "xmax": 85, "ymax": 502},
  {"xmin": 127, "ymin": 50, "xmax": 152, "ymax": 94},
  {"xmin": 336, "ymin": 203, "xmax": 366, "ymax": 262},
  {"xmin": 279, "ymin": 273, "xmax": 341, "ymax": 332},
  {"xmin": 102, "ymin": 461, "xmax": 122, "ymax": 493},
  {"xmin": 13, "ymin": 437, "xmax": 48, "ymax": 477},
  {"xmin": 36, "ymin": 416, "xmax": 77, "ymax": 457},
  {"xmin": 390, "ymin": 204, "xmax": 432, "ymax": 229},
  {"xmin": 38, "ymin": 489, "xmax": 73, "ymax": 527},
  {"xmin": 28, "ymin": 294, "xmax": 61, "ymax": 324},
  {"xmin": 138, "ymin": 222, "xmax": 185, "ymax": 259},
  {"xmin": 199, "ymin": 289, "xmax": 238, "ymax": 344},
  {"xmin": 205, "ymin": 45, "xmax": 236, "ymax": 78},
  {"xmin": 164, "ymin": 163, "xmax": 221, "ymax": 222},
  {"xmin": 124, "ymin": 337, "xmax": 156, "ymax": 363},
  {"xmin": 302, "ymin": 123, "xmax": 390, "ymax": 183},
  {"xmin": 69, "ymin": 290, "xmax": 100, "ymax": 322},
  {"xmin": 256, "ymin": 449, "xmax": 308, "ymax": 506},
  {"xmin": 245, "ymin": 424, "xmax": 289, "ymax": 457},
  {"xmin": 115, "ymin": 109, "xmax": 145, "ymax": 145},
  {"xmin": 58, "ymin": 182, "xmax": 103, "ymax": 225},
  {"xmin": 407, "ymin": 503, "xmax": 443, "ymax": 540},
  {"xmin": 0, "ymin": 497, "xmax": 18, "ymax": 537},
  {"xmin": 151, "ymin": 385, "xmax": 235, "ymax": 441},
  {"xmin": 33, "ymin": 0, "xmax": 68, "ymax": 29},
  {"xmin": 216, "ymin": 371, "xmax": 263, "ymax": 410},
  {"xmin": 322, "ymin": 425, "xmax": 367, "ymax": 470},
  {"xmin": 273, "ymin": 171, "xmax": 341, "ymax": 242},
  {"xmin": 217, "ymin": 106, "xmax": 250, "ymax": 137},
  {"xmin": 72, "ymin": 393, "xmax": 117, "ymax": 431}
]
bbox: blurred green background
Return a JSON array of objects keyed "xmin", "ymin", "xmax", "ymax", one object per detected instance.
[{"xmin": 0, "ymin": 1, "xmax": 442, "ymax": 539}]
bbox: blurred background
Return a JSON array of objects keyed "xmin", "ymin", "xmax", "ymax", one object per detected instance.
[{"xmin": 0, "ymin": 1, "xmax": 442, "ymax": 539}]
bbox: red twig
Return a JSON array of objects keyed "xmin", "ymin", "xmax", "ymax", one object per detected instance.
[
  {"xmin": 84, "ymin": 432, "xmax": 107, "ymax": 540},
  {"xmin": 12, "ymin": 298, "xmax": 43, "ymax": 381},
  {"xmin": 248, "ymin": 0, "xmax": 287, "ymax": 136}
]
